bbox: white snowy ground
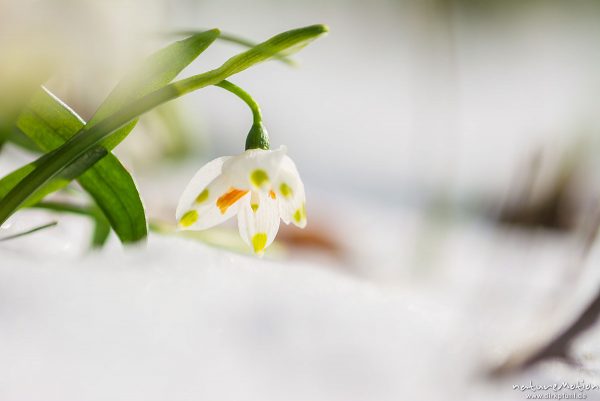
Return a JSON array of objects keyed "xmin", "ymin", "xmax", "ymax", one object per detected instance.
[{"xmin": 2, "ymin": 194, "xmax": 600, "ymax": 401}]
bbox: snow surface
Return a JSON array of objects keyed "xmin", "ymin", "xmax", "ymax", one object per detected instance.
[
  {"xmin": 2, "ymin": 205, "xmax": 600, "ymax": 401},
  {"xmin": 1, "ymin": 234, "xmax": 454, "ymax": 401}
]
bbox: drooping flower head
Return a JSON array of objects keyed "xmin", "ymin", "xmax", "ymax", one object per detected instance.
[{"xmin": 176, "ymin": 145, "xmax": 306, "ymax": 255}]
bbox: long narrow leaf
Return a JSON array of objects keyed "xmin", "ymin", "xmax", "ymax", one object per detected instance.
[
  {"xmin": 91, "ymin": 29, "xmax": 221, "ymax": 150},
  {"xmin": 172, "ymin": 29, "xmax": 296, "ymax": 66},
  {"xmin": 14, "ymin": 88, "xmax": 147, "ymax": 243},
  {"xmin": 0, "ymin": 159, "xmax": 69, "ymax": 207},
  {"xmin": 0, "ymin": 30, "xmax": 220, "ymax": 242}
]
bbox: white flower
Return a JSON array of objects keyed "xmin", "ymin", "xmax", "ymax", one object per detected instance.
[{"xmin": 176, "ymin": 146, "xmax": 307, "ymax": 255}]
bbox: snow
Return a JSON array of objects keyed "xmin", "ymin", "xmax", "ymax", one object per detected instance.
[
  {"xmin": 2, "ymin": 203, "xmax": 600, "ymax": 400},
  {"xmin": 0, "ymin": 234, "xmax": 453, "ymax": 401}
]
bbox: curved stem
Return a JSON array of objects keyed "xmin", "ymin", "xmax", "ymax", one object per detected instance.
[{"xmin": 215, "ymin": 80, "xmax": 262, "ymax": 124}]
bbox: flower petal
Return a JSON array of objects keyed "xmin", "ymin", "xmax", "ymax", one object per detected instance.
[
  {"xmin": 177, "ymin": 174, "xmax": 249, "ymax": 231},
  {"xmin": 237, "ymin": 191, "xmax": 280, "ymax": 255},
  {"xmin": 222, "ymin": 146, "xmax": 287, "ymax": 192},
  {"xmin": 275, "ymin": 155, "xmax": 307, "ymax": 228},
  {"xmin": 176, "ymin": 156, "xmax": 230, "ymax": 219}
]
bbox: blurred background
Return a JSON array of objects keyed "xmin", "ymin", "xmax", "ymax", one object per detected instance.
[{"xmin": 4, "ymin": 0, "xmax": 600, "ymax": 400}]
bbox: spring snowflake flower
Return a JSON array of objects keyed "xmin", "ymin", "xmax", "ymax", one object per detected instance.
[{"xmin": 176, "ymin": 146, "xmax": 306, "ymax": 255}]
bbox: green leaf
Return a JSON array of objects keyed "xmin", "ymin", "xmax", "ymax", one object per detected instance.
[
  {"xmin": 0, "ymin": 29, "xmax": 220, "ymax": 242},
  {"xmin": 6, "ymin": 128, "xmax": 42, "ymax": 153},
  {"xmin": 91, "ymin": 213, "xmax": 112, "ymax": 248},
  {"xmin": 90, "ymin": 29, "xmax": 220, "ymax": 150},
  {"xmin": 0, "ymin": 162, "xmax": 69, "ymax": 208},
  {"xmin": 172, "ymin": 29, "xmax": 296, "ymax": 66},
  {"xmin": 14, "ymin": 87, "xmax": 147, "ymax": 243},
  {"xmin": 0, "ymin": 24, "xmax": 328, "ymax": 227}
]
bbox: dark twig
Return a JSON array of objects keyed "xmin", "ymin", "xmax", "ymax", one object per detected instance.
[
  {"xmin": 521, "ymin": 287, "xmax": 600, "ymax": 369},
  {"xmin": 492, "ymin": 201, "xmax": 600, "ymax": 376}
]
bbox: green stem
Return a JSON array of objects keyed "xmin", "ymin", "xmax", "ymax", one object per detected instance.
[
  {"xmin": 215, "ymin": 80, "xmax": 262, "ymax": 124},
  {"xmin": 214, "ymin": 80, "xmax": 270, "ymax": 150}
]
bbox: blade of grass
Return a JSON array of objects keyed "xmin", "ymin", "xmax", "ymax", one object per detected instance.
[
  {"xmin": 0, "ymin": 24, "xmax": 327, "ymax": 226},
  {"xmin": 0, "ymin": 221, "xmax": 57, "ymax": 241},
  {"xmin": 15, "ymin": 88, "xmax": 147, "ymax": 243}
]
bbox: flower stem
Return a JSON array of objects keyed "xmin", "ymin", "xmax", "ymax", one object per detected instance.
[
  {"xmin": 215, "ymin": 80, "xmax": 270, "ymax": 150},
  {"xmin": 215, "ymin": 80, "xmax": 262, "ymax": 125}
]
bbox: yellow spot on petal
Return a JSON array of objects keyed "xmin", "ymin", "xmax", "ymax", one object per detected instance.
[
  {"xmin": 179, "ymin": 210, "xmax": 198, "ymax": 227},
  {"xmin": 269, "ymin": 190, "xmax": 277, "ymax": 199},
  {"xmin": 250, "ymin": 169, "xmax": 269, "ymax": 188},
  {"xmin": 195, "ymin": 189, "xmax": 209, "ymax": 203},
  {"xmin": 279, "ymin": 182, "xmax": 293, "ymax": 198},
  {"xmin": 251, "ymin": 203, "xmax": 259, "ymax": 213},
  {"xmin": 252, "ymin": 232, "xmax": 268, "ymax": 254},
  {"xmin": 216, "ymin": 188, "xmax": 249, "ymax": 214},
  {"xmin": 293, "ymin": 209, "xmax": 302, "ymax": 223}
]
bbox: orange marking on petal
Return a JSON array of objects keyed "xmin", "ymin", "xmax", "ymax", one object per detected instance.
[
  {"xmin": 269, "ymin": 190, "xmax": 277, "ymax": 199},
  {"xmin": 216, "ymin": 188, "xmax": 249, "ymax": 214}
]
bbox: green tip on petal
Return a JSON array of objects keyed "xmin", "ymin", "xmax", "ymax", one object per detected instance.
[
  {"xmin": 293, "ymin": 209, "xmax": 302, "ymax": 223},
  {"xmin": 293, "ymin": 203, "xmax": 307, "ymax": 224},
  {"xmin": 252, "ymin": 232, "xmax": 268, "ymax": 254},
  {"xmin": 179, "ymin": 210, "xmax": 198, "ymax": 227}
]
